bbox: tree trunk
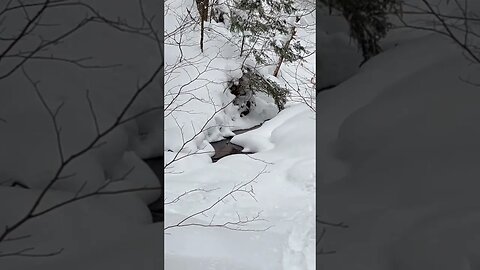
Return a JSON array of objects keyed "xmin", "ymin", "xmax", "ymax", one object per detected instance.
[
  {"xmin": 273, "ymin": 27, "xmax": 296, "ymax": 77},
  {"xmin": 240, "ymin": 34, "xmax": 246, "ymax": 56},
  {"xmin": 196, "ymin": 0, "xmax": 209, "ymax": 52},
  {"xmin": 196, "ymin": 0, "xmax": 209, "ymax": 21},
  {"xmin": 200, "ymin": 19, "xmax": 204, "ymax": 52}
]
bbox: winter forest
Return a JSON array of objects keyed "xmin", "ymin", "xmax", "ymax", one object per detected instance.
[
  {"xmin": 0, "ymin": 0, "xmax": 480, "ymax": 269},
  {"xmin": 0, "ymin": 1, "xmax": 163, "ymax": 269},
  {"xmin": 164, "ymin": 0, "xmax": 316, "ymax": 268},
  {"xmin": 318, "ymin": 0, "xmax": 480, "ymax": 269}
]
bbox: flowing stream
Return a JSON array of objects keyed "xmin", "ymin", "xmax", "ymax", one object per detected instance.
[
  {"xmin": 210, "ymin": 123, "xmax": 262, "ymax": 162},
  {"xmin": 145, "ymin": 122, "xmax": 264, "ymax": 222},
  {"xmin": 144, "ymin": 156, "xmax": 163, "ymax": 222}
]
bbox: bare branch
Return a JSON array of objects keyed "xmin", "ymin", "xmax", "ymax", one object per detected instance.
[
  {"xmin": 0, "ymin": 247, "xmax": 63, "ymax": 258},
  {"xmin": 164, "ymin": 166, "xmax": 270, "ymax": 232}
]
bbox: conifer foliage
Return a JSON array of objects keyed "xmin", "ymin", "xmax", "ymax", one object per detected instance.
[
  {"xmin": 193, "ymin": 0, "xmax": 314, "ymax": 112},
  {"xmin": 229, "ymin": 0, "xmax": 306, "ymax": 65},
  {"xmin": 320, "ymin": 0, "xmax": 401, "ymax": 64},
  {"xmin": 228, "ymin": 0, "xmax": 310, "ymax": 111}
]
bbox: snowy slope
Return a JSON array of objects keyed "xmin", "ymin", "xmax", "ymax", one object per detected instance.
[
  {"xmin": 0, "ymin": 1, "xmax": 162, "ymax": 269},
  {"xmin": 164, "ymin": 0, "xmax": 316, "ymax": 268},
  {"xmin": 318, "ymin": 2, "xmax": 480, "ymax": 268},
  {"xmin": 165, "ymin": 103, "xmax": 315, "ymax": 270}
]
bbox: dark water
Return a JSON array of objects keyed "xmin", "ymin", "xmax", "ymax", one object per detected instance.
[
  {"xmin": 144, "ymin": 157, "xmax": 163, "ymax": 178},
  {"xmin": 144, "ymin": 156, "xmax": 163, "ymax": 222},
  {"xmin": 210, "ymin": 124, "xmax": 261, "ymax": 162},
  {"xmin": 145, "ymin": 123, "xmax": 263, "ymax": 222}
]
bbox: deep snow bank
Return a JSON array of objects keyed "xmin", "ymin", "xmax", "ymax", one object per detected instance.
[
  {"xmin": 0, "ymin": 1, "xmax": 162, "ymax": 269},
  {"xmin": 165, "ymin": 103, "xmax": 315, "ymax": 270},
  {"xmin": 164, "ymin": 0, "xmax": 315, "ymax": 268},
  {"xmin": 317, "ymin": 10, "xmax": 480, "ymax": 270}
]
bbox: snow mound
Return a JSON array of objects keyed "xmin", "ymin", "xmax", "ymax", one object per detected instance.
[
  {"xmin": 318, "ymin": 14, "xmax": 480, "ymax": 269},
  {"xmin": 166, "ymin": 103, "xmax": 315, "ymax": 269}
]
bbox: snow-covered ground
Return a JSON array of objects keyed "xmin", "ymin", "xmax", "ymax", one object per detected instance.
[
  {"xmin": 0, "ymin": 1, "xmax": 162, "ymax": 269},
  {"xmin": 318, "ymin": 1, "xmax": 480, "ymax": 268},
  {"xmin": 165, "ymin": 102, "xmax": 315, "ymax": 270},
  {"xmin": 164, "ymin": 0, "xmax": 315, "ymax": 269}
]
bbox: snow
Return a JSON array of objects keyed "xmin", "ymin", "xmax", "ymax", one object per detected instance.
[
  {"xmin": 166, "ymin": 215, "xmax": 285, "ymax": 270},
  {"xmin": 0, "ymin": 186, "xmax": 160, "ymax": 269},
  {"xmin": 164, "ymin": 0, "xmax": 315, "ymax": 268},
  {"xmin": 165, "ymin": 103, "xmax": 315, "ymax": 270},
  {"xmin": 318, "ymin": 2, "xmax": 480, "ymax": 268},
  {"xmin": 316, "ymin": 15, "xmax": 362, "ymax": 90},
  {"xmin": 0, "ymin": 1, "xmax": 162, "ymax": 269},
  {"xmin": 164, "ymin": 17, "xmax": 242, "ymax": 152},
  {"xmin": 317, "ymin": 32, "xmax": 462, "ymax": 184}
]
